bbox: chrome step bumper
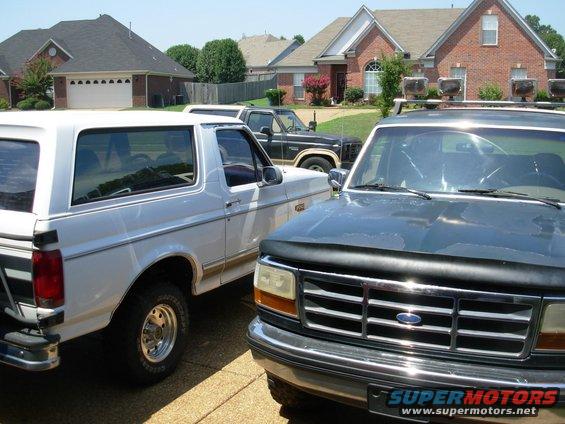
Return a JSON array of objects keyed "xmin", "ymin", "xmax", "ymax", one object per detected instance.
[{"xmin": 0, "ymin": 329, "xmax": 60, "ymax": 371}]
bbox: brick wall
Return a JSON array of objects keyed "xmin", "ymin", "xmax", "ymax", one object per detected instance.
[
  {"xmin": 277, "ymin": 72, "xmax": 318, "ymax": 105},
  {"xmin": 36, "ymin": 42, "xmax": 71, "ymax": 68},
  {"xmin": 433, "ymin": 0, "xmax": 554, "ymax": 99},
  {"xmin": 347, "ymin": 26, "xmax": 396, "ymax": 89},
  {"xmin": 0, "ymin": 79, "xmax": 10, "ymax": 105},
  {"xmin": 53, "ymin": 76, "xmax": 67, "ymax": 108},
  {"xmin": 132, "ymin": 74, "xmax": 146, "ymax": 107},
  {"xmin": 147, "ymin": 75, "xmax": 192, "ymax": 107}
]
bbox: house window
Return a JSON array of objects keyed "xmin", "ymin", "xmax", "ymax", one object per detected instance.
[
  {"xmin": 86, "ymin": 80, "xmax": 91, "ymax": 85},
  {"xmin": 101, "ymin": 80, "xmax": 107, "ymax": 84},
  {"xmin": 293, "ymin": 73, "xmax": 305, "ymax": 99},
  {"xmin": 70, "ymin": 81, "xmax": 76, "ymax": 85},
  {"xmin": 364, "ymin": 61, "xmax": 382, "ymax": 97},
  {"xmin": 450, "ymin": 67, "xmax": 467, "ymax": 100},
  {"xmin": 482, "ymin": 15, "xmax": 499, "ymax": 45},
  {"xmin": 125, "ymin": 79, "xmax": 131, "ymax": 84},
  {"xmin": 78, "ymin": 81, "xmax": 83, "ymax": 85},
  {"xmin": 511, "ymin": 68, "xmax": 528, "ymax": 100}
]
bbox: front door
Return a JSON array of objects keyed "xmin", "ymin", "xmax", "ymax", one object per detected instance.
[
  {"xmin": 247, "ymin": 111, "xmax": 285, "ymax": 162},
  {"xmin": 215, "ymin": 128, "xmax": 288, "ymax": 284},
  {"xmin": 336, "ymin": 72, "xmax": 347, "ymax": 103}
]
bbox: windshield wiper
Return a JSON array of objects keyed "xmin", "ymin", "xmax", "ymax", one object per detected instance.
[
  {"xmin": 351, "ymin": 184, "xmax": 432, "ymax": 200},
  {"xmin": 458, "ymin": 189, "xmax": 561, "ymax": 210}
]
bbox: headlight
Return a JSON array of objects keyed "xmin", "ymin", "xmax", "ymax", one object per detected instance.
[
  {"xmin": 253, "ymin": 262, "xmax": 297, "ymax": 317},
  {"xmin": 536, "ymin": 303, "xmax": 565, "ymax": 350}
]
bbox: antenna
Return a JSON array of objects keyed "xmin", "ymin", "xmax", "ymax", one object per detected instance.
[{"xmin": 129, "ymin": 22, "xmax": 132, "ymax": 39}]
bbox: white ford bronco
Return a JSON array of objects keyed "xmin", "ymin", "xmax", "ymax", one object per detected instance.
[{"xmin": 0, "ymin": 111, "xmax": 329, "ymax": 383}]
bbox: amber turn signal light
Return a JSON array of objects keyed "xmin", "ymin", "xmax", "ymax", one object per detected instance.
[
  {"xmin": 254, "ymin": 288, "xmax": 298, "ymax": 318},
  {"xmin": 536, "ymin": 333, "xmax": 565, "ymax": 351}
]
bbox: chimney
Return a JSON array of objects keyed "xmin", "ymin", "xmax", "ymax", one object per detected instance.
[{"xmin": 129, "ymin": 22, "xmax": 132, "ymax": 39}]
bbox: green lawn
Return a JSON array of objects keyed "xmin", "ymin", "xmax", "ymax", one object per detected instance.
[{"xmin": 317, "ymin": 112, "xmax": 381, "ymax": 142}]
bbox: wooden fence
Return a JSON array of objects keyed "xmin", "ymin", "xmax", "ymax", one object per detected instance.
[{"xmin": 181, "ymin": 75, "xmax": 277, "ymax": 104}]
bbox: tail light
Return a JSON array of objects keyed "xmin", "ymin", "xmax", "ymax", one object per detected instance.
[{"xmin": 32, "ymin": 250, "xmax": 65, "ymax": 308}]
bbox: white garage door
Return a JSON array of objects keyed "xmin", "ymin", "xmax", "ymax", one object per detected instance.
[{"xmin": 67, "ymin": 76, "xmax": 133, "ymax": 109}]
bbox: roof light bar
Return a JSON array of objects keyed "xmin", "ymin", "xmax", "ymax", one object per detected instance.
[
  {"xmin": 402, "ymin": 77, "xmax": 428, "ymax": 96},
  {"xmin": 511, "ymin": 78, "xmax": 537, "ymax": 100},
  {"xmin": 438, "ymin": 78, "xmax": 463, "ymax": 98},
  {"xmin": 548, "ymin": 79, "xmax": 565, "ymax": 98}
]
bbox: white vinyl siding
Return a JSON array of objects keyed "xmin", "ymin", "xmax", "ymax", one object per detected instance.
[
  {"xmin": 450, "ymin": 67, "xmax": 467, "ymax": 100},
  {"xmin": 482, "ymin": 15, "xmax": 499, "ymax": 46},
  {"xmin": 293, "ymin": 73, "xmax": 305, "ymax": 99}
]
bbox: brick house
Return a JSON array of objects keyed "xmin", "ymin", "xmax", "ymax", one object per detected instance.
[
  {"xmin": 0, "ymin": 14, "xmax": 194, "ymax": 109},
  {"xmin": 274, "ymin": 0, "xmax": 560, "ymax": 103},
  {"xmin": 238, "ymin": 34, "xmax": 300, "ymax": 78}
]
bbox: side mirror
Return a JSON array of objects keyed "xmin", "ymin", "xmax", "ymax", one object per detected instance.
[
  {"xmin": 308, "ymin": 121, "xmax": 317, "ymax": 132},
  {"xmin": 328, "ymin": 168, "xmax": 349, "ymax": 190},
  {"xmin": 260, "ymin": 126, "xmax": 274, "ymax": 137},
  {"xmin": 260, "ymin": 166, "xmax": 283, "ymax": 187}
]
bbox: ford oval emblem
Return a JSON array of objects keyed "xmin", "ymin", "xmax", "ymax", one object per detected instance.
[{"xmin": 396, "ymin": 312, "xmax": 422, "ymax": 326}]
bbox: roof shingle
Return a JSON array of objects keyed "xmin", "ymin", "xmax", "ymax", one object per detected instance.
[
  {"xmin": 238, "ymin": 34, "xmax": 299, "ymax": 68},
  {"xmin": 0, "ymin": 15, "xmax": 193, "ymax": 77}
]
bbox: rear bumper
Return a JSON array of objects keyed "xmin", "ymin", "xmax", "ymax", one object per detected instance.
[
  {"xmin": 0, "ymin": 322, "xmax": 60, "ymax": 371},
  {"xmin": 248, "ymin": 317, "xmax": 565, "ymax": 423}
]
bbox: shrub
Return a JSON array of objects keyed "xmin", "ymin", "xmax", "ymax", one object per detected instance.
[
  {"xmin": 302, "ymin": 74, "xmax": 330, "ymax": 106},
  {"xmin": 12, "ymin": 58, "xmax": 53, "ymax": 101},
  {"xmin": 34, "ymin": 100, "xmax": 51, "ymax": 110},
  {"xmin": 265, "ymin": 88, "xmax": 286, "ymax": 106},
  {"xmin": 196, "ymin": 39, "xmax": 246, "ymax": 83},
  {"xmin": 344, "ymin": 87, "xmax": 364, "ymax": 103},
  {"xmin": 422, "ymin": 87, "xmax": 441, "ymax": 109},
  {"xmin": 478, "ymin": 83, "xmax": 504, "ymax": 101},
  {"xmin": 165, "ymin": 44, "xmax": 200, "ymax": 76},
  {"xmin": 0, "ymin": 98, "xmax": 9, "ymax": 110},
  {"xmin": 16, "ymin": 98, "xmax": 36, "ymax": 110},
  {"xmin": 535, "ymin": 90, "xmax": 551, "ymax": 102},
  {"xmin": 321, "ymin": 98, "xmax": 332, "ymax": 107},
  {"xmin": 377, "ymin": 53, "xmax": 411, "ymax": 117},
  {"xmin": 368, "ymin": 94, "xmax": 380, "ymax": 107}
]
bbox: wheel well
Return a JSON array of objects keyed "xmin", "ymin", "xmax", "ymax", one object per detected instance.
[
  {"xmin": 297, "ymin": 154, "xmax": 336, "ymax": 168},
  {"xmin": 124, "ymin": 256, "xmax": 194, "ymax": 303}
]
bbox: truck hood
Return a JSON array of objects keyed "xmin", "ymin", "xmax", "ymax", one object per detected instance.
[{"xmin": 261, "ymin": 193, "xmax": 565, "ymax": 290}]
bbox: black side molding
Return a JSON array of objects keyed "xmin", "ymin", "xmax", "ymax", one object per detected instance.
[{"xmin": 33, "ymin": 230, "xmax": 58, "ymax": 247}]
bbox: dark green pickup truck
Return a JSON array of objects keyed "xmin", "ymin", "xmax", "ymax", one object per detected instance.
[{"xmin": 185, "ymin": 105, "xmax": 363, "ymax": 173}]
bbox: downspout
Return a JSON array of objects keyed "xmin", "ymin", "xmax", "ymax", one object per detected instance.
[{"xmin": 145, "ymin": 73, "xmax": 149, "ymax": 108}]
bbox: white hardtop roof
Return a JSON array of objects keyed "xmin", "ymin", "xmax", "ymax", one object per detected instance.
[
  {"xmin": 184, "ymin": 104, "xmax": 246, "ymax": 112},
  {"xmin": 0, "ymin": 110, "xmax": 243, "ymax": 130}
]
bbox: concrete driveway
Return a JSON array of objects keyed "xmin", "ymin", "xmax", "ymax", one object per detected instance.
[{"xmin": 0, "ymin": 278, "xmax": 378, "ymax": 423}]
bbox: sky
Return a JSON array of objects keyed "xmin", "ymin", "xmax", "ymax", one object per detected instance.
[{"xmin": 1, "ymin": 0, "xmax": 563, "ymax": 51}]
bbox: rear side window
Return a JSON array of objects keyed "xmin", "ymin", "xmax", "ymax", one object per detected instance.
[
  {"xmin": 0, "ymin": 140, "xmax": 39, "ymax": 212},
  {"xmin": 72, "ymin": 127, "xmax": 196, "ymax": 205},
  {"xmin": 190, "ymin": 109, "xmax": 240, "ymax": 118}
]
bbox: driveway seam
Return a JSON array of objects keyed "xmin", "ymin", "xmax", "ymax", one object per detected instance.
[
  {"xmin": 182, "ymin": 358, "xmax": 261, "ymax": 378},
  {"xmin": 194, "ymin": 372, "xmax": 266, "ymax": 423}
]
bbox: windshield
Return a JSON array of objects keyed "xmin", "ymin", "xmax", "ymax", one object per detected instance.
[
  {"xmin": 276, "ymin": 110, "xmax": 307, "ymax": 132},
  {"xmin": 0, "ymin": 140, "xmax": 40, "ymax": 212},
  {"xmin": 349, "ymin": 126, "xmax": 565, "ymax": 203}
]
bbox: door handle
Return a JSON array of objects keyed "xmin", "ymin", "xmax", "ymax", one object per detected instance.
[{"xmin": 225, "ymin": 199, "xmax": 241, "ymax": 208}]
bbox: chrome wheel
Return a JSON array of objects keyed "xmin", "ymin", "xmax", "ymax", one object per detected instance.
[
  {"xmin": 308, "ymin": 164, "xmax": 326, "ymax": 172},
  {"xmin": 141, "ymin": 304, "xmax": 178, "ymax": 363}
]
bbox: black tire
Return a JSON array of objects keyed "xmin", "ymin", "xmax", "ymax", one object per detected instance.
[
  {"xmin": 267, "ymin": 374, "xmax": 319, "ymax": 409},
  {"xmin": 105, "ymin": 281, "xmax": 189, "ymax": 385},
  {"xmin": 300, "ymin": 156, "xmax": 333, "ymax": 173}
]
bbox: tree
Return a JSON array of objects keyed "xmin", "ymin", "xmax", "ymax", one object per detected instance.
[
  {"xmin": 293, "ymin": 34, "xmax": 305, "ymax": 45},
  {"xmin": 196, "ymin": 39, "xmax": 246, "ymax": 84},
  {"xmin": 377, "ymin": 53, "xmax": 411, "ymax": 117},
  {"xmin": 525, "ymin": 15, "xmax": 565, "ymax": 77},
  {"xmin": 302, "ymin": 74, "xmax": 330, "ymax": 106},
  {"xmin": 165, "ymin": 44, "xmax": 200, "ymax": 76},
  {"xmin": 12, "ymin": 57, "xmax": 53, "ymax": 101}
]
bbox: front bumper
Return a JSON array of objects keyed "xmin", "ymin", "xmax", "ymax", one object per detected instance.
[
  {"xmin": 248, "ymin": 317, "xmax": 565, "ymax": 423},
  {"xmin": 0, "ymin": 321, "xmax": 60, "ymax": 371}
]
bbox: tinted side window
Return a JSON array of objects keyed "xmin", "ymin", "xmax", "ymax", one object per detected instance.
[
  {"xmin": 0, "ymin": 140, "xmax": 39, "ymax": 212},
  {"xmin": 73, "ymin": 127, "xmax": 195, "ymax": 205},
  {"xmin": 217, "ymin": 130, "xmax": 268, "ymax": 187},
  {"xmin": 247, "ymin": 113, "xmax": 274, "ymax": 132}
]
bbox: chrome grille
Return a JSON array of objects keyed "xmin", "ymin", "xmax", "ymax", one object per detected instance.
[
  {"xmin": 341, "ymin": 143, "xmax": 362, "ymax": 162},
  {"xmin": 301, "ymin": 270, "xmax": 541, "ymax": 359}
]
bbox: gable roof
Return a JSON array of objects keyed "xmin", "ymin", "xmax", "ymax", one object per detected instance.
[
  {"xmin": 373, "ymin": 8, "xmax": 464, "ymax": 59},
  {"xmin": 423, "ymin": 0, "xmax": 559, "ymax": 59},
  {"xmin": 275, "ymin": 17, "xmax": 350, "ymax": 67},
  {"xmin": 238, "ymin": 34, "xmax": 299, "ymax": 68},
  {"xmin": 0, "ymin": 15, "xmax": 194, "ymax": 77}
]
